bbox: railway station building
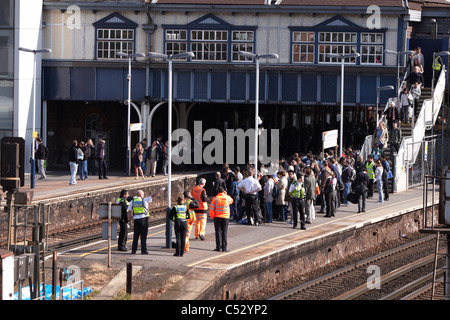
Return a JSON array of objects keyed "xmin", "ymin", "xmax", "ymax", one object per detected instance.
[{"xmin": 3, "ymin": 0, "xmax": 450, "ymax": 171}]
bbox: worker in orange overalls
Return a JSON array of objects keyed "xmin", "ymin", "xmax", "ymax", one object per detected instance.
[
  {"xmin": 183, "ymin": 190, "xmax": 197, "ymax": 253},
  {"xmin": 210, "ymin": 187, "xmax": 234, "ymax": 252},
  {"xmin": 192, "ymin": 178, "xmax": 208, "ymax": 240}
]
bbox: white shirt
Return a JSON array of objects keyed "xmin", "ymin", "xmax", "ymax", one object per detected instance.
[
  {"xmin": 375, "ymin": 166, "xmax": 383, "ymax": 180},
  {"xmin": 128, "ymin": 196, "xmax": 153, "ymax": 219},
  {"xmin": 238, "ymin": 176, "xmax": 261, "ymax": 195},
  {"xmin": 264, "ymin": 179, "xmax": 275, "ymax": 202}
]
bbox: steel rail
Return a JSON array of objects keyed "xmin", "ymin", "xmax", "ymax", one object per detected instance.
[
  {"xmin": 334, "ymin": 251, "xmax": 445, "ymax": 300},
  {"xmin": 269, "ymin": 235, "xmax": 436, "ymax": 300}
]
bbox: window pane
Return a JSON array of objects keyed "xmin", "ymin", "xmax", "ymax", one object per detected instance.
[
  {"xmin": 0, "ymin": 80, "xmax": 13, "ymax": 130},
  {"xmin": 0, "ymin": 30, "xmax": 14, "ymax": 77},
  {"xmin": 0, "ymin": 0, "xmax": 13, "ymax": 27},
  {"xmin": 96, "ymin": 28, "xmax": 135, "ymax": 60}
]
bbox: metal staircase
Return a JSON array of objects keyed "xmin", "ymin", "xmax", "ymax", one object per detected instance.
[{"xmin": 359, "ymin": 66, "xmax": 447, "ymax": 193}]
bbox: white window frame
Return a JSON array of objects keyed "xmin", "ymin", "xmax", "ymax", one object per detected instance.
[
  {"xmin": 97, "ymin": 28, "xmax": 134, "ymax": 60},
  {"xmin": 318, "ymin": 31, "xmax": 357, "ymax": 64},
  {"xmin": 360, "ymin": 33, "xmax": 383, "ymax": 65},
  {"xmin": 232, "ymin": 31, "xmax": 254, "ymax": 62},
  {"xmin": 165, "ymin": 30, "xmax": 188, "ymax": 57},
  {"xmin": 191, "ymin": 30, "xmax": 228, "ymax": 62},
  {"xmin": 292, "ymin": 31, "xmax": 315, "ymax": 63}
]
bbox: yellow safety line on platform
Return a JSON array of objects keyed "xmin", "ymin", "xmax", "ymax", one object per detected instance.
[{"xmin": 186, "ymin": 195, "xmax": 424, "ymax": 268}]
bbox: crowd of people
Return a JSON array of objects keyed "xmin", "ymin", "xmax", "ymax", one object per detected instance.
[
  {"xmin": 134, "ymin": 136, "xmax": 169, "ymax": 179},
  {"xmin": 115, "ymin": 147, "xmax": 396, "ymax": 257},
  {"xmin": 211, "ymin": 149, "xmax": 394, "ymax": 229},
  {"xmin": 67, "ymin": 138, "xmax": 108, "ymax": 185},
  {"xmin": 57, "ymin": 135, "xmax": 169, "ymax": 185},
  {"xmin": 400, "ymin": 46, "xmax": 443, "ymax": 125}
]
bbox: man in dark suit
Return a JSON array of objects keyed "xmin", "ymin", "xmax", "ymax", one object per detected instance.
[
  {"xmin": 213, "ymin": 171, "xmax": 227, "ymax": 196},
  {"xmin": 353, "ymin": 167, "xmax": 370, "ymax": 213},
  {"xmin": 383, "ymin": 101, "xmax": 399, "ymax": 131}
]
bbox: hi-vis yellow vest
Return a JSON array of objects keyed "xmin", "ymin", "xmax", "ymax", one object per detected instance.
[
  {"xmin": 173, "ymin": 204, "xmax": 187, "ymax": 220},
  {"xmin": 366, "ymin": 162, "xmax": 375, "ymax": 179},
  {"xmin": 433, "ymin": 57, "xmax": 441, "ymax": 71},
  {"xmin": 132, "ymin": 197, "xmax": 148, "ymax": 217},
  {"xmin": 291, "ymin": 181, "xmax": 305, "ymax": 199}
]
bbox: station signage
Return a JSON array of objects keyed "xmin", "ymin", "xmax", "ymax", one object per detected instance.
[
  {"xmin": 322, "ymin": 129, "xmax": 338, "ymax": 149},
  {"xmin": 130, "ymin": 123, "xmax": 145, "ymax": 131}
]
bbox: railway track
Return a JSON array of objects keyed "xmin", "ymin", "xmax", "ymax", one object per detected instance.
[
  {"xmin": 0, "ymin": 206, "xmax": 168, "ymax": 254},
  {"xmin": 46, "ymin": 206, "xmax": 168, "ymax": 252},
  {"xmin": 269, "ymin": 235, "xmax": 447, "ymax": 300}
]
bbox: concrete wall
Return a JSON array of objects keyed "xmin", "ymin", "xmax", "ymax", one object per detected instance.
[
  {"xmin": 194, "ymin": 207, "xmax": 431, "ymax": 300},
  {"xmin": 40, "ymin": 172, "xmax": 216, "ymax": 228}
]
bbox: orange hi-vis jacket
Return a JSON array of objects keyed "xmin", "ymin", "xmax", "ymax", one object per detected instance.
[
  {"xmin": 192, "ymin": 185, "xmax": 208, "ymax": 211},
  {"xmin": 210, "ymin": 193, "xmax": 233, "ymax": 219}
]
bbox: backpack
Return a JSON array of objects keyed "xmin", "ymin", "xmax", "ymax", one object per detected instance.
[{"xmin": 272, "ymin": 182, "xmax": 279, "ymax": 199}]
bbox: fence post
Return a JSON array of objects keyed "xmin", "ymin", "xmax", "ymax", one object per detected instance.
[{"xmin": 126, "ymin": 262, "xmax": 132, "ymax": 295}]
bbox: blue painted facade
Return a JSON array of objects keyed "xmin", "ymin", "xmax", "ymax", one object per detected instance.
[{"xmin": 43, "ymin": 65, "xmax": 396, "ymax": 106}]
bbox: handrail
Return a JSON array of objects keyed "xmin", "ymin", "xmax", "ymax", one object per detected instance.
[
  {"xmin": 359, "ymin": 64, "xmax": 409, "ymax": 160},
  {"xmin": 393, "ymin": 66, "xmax": 447, "ymax": 192},
  {"xmin": 358, "ymin": 63, "xmax": 446, "ymax": 193}
]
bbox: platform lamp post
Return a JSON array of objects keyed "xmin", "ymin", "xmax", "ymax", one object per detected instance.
[
  {"xmin": 325, "ymin": 52, "xmax": 360, "ymax": 158},
  {"xmin": 147, "ymin": 51, "xmax": 195, "ymax": 248},
  {"xmin": 384, "ymin": 50, "xmax": 415, "ymax": 95},
  {"xmin": 116, "ymin": 52, "xmax": 146, "ymax": 177},
  {"xmin": 18, "ymin": 47, "xmax": 52, "ymax": 189},
  {"xmin": 376, "ymin": 85, "xmax": 394, "ymax": 124},
  {"xmin": 237, "ymin": 51, "xmax": 279, "ymax": 179}
]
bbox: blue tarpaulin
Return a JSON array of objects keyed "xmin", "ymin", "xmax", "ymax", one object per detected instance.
[{"xmin": 14, "ymin": 284, "xmax": 92, "ymax": 300}]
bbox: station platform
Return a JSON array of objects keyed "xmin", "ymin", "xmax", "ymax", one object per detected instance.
[
  {"xmin": 18, "ymin": 169, "xmax": 204, "ymax": 202},
  {"xmin": 19, "ymin": 169, "xmax": 434, "ymax": 301}
]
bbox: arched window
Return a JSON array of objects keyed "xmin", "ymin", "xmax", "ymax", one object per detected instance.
[{"xmin": 84, "ymin": 113, "xmax": 103, "ymax": 141}]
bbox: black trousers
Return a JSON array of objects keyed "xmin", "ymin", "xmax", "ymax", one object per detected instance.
[
  {"xmin": 118, "ymin": 220, "xmax": 128, "ymax": 250},
  {"xmin": 245, "ymin": 194, "xmax": 260, "ymax": 225},
  {"xmin": 88, "ymin": 158, "xmax": 96, "ymax": 175},
  {"xmin": 174, "ymin": 219, "xmax": 187, "ymax": 256},
  {"xmin": 325, "ymin": 191, "xmax": 335, "ymax": 217},
  {"xmin": 367, "ymin": 179, "xmax": 374, "ymax": 197},
  {"xmin": 132, "ymin": 217, "xmax": 148, "ymax": 253},
  {"xmin": 356, "ymin": 189, "xmax": 367, "ymax": 212},
  {"xmin": 213, "ymin": 217, "xmax": 229, "ymax": 251},
  {"xmin": 291, "ymin": 198, "xmax": 306, "ymax": 228},
  {"xmin": 98, "ymin": 158, "xmax": 107, "ymax": 178},
  {"xmin": 383, "ymin": 177, "xmax": 389, "ymax": 200}
]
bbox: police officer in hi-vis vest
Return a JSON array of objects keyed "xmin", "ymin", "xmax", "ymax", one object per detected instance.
[
  {"xmin": 116, "ymin": 189, "xmax": 134, "ymax": 251},
  {"xmin": 288, "ymin": 173, "xmax": 307, "ymax": 230},
  {"xmin": 170, "ymin": 193, "xmax": 199, "ymax": 257},
  {"xmin": 365, "ymin": 155, "xmax": 375, "ymax": 198},
  {"xmin": 128, "ymin": 188, "xmax": 164, "ymax": 254}
]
